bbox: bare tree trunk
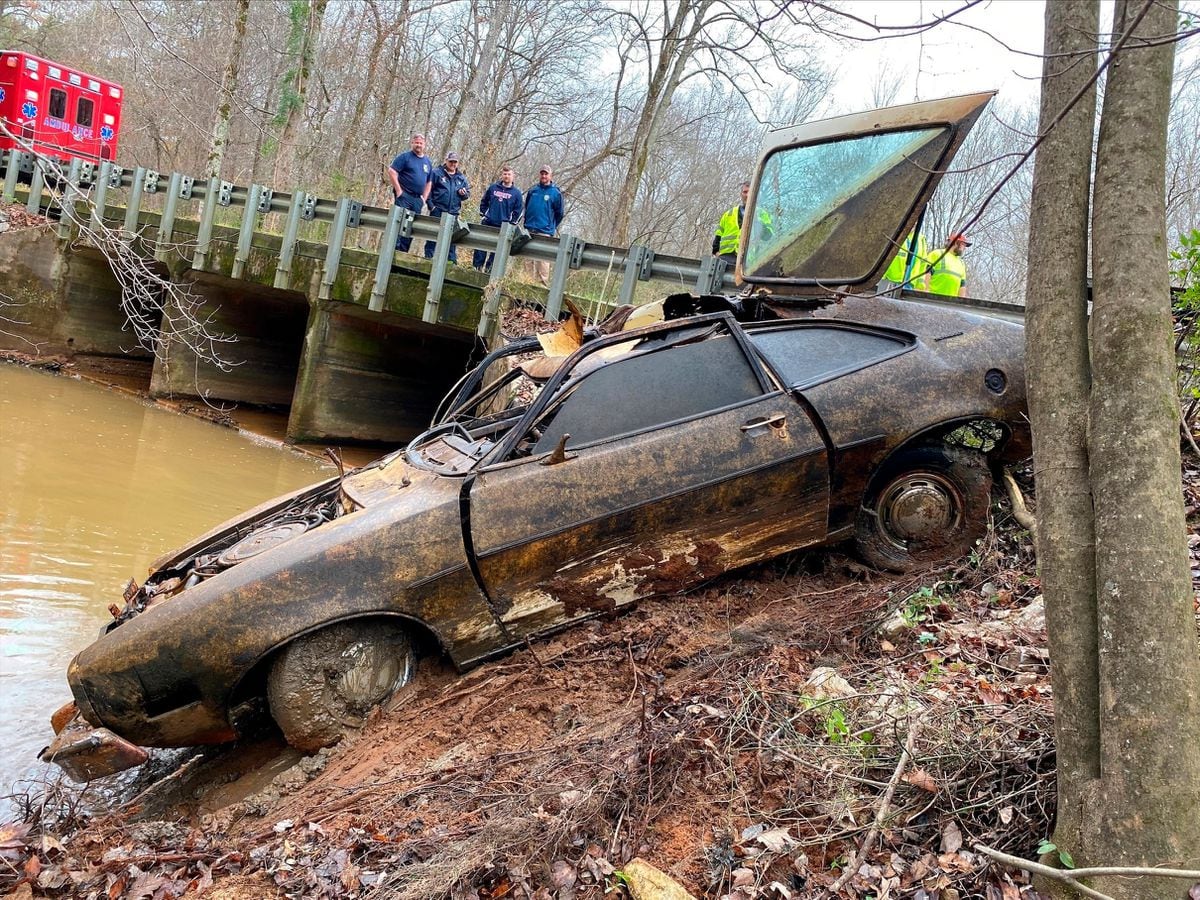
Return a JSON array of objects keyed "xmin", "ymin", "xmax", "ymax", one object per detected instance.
[
  {"xmin": 205, "ymin": 0, "xmax": 250, "ymax": 180},
  {"xmin": 271, "ymin": 0, "xmax": 329, "ymax": 188},
  {"xmin": 1089, "ymin": 0, "xmax": 1200, "ymax": 895},
  {"xmin": 1023, "ymin": 0, "xmax": 1100, "ymax": 873},
  {"xmin": 443, "ymin": 0, "xmax": 501, "ymax": 155},
  {"xmin": 609, "ymin": 0, "xmax": 712, "ymax": 246}
]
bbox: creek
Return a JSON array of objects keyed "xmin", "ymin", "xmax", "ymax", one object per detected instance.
[{"xmin": 0, "ymin": 365, "xmax": 330, "ymax": 797}]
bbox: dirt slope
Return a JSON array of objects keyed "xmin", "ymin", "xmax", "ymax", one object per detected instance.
[{"xmin": 2, "ymin": 500, "xmax": 1066, "ymax": 899}]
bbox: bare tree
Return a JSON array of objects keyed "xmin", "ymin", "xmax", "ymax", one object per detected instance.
[
  {"xmin": 1027, "ymin": 1, "xmax": 1200, "ymax": 895},
  {"xmin": 205, "ymin": 0, "xmax": 251, "ymax": 180},
  {"xmin": 604, "ymin": 0, "xmax": 828, "ymax": 246},
  {"xmin": 269, "ymin": 0, "xmax": 329, "ymax": 187}
]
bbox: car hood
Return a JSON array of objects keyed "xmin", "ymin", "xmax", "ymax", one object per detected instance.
[{"xmin": 740, "ymin": 91, "xmax": 994, "ymax": 294}]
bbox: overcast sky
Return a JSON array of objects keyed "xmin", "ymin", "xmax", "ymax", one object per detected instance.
[{"xmin": 818, "ymin": 1, "xmax": 1049, "ymax": 113}]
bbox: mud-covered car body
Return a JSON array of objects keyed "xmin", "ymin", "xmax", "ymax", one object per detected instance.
[
  {"xmin": 56, "ymin": 90, "xmax": 1029, "ymax": 759},
  {"xmin": 67, "ymin": 296, "xmax": 1026, "ymax": 749}
]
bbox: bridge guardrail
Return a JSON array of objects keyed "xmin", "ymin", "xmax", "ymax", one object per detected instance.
[
  {"xmin": 0, "ymin": 147, "xmax": 1035, "ymax": 338},
  {"xmin": 0, "ymin": 148, "xmax": 741, "ymax": 339}
]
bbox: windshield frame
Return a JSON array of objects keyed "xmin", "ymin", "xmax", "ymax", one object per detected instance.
[{"xmin": 738, "ymin": 91, "xmax": 994, "ymax": 293}]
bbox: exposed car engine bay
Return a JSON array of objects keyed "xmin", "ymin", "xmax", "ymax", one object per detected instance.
[{"xmin": 108, "ymin": 480, "xmax": 354, "ymax": 630}]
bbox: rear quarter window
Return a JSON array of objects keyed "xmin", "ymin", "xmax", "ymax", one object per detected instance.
[{"xmin": 750, "ymin": 325, "xmax": 912, "ymax": 389}]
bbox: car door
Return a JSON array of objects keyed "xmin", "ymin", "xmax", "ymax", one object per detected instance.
[{"xmin": 466, "ymin": 317, "xmax": 830, "ymax": 640}]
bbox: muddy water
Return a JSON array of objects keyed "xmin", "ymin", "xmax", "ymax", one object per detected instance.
[{"xmin": 0, "ymin": 365, "xmax": 330, "ymax": 794}]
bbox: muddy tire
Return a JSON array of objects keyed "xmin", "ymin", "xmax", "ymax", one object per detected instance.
[
  {"xmin": 854, "ymin": 444, "xmax": 991, "ymax": 573},
  {"xmin": 267, "ymin": 620, "xmax": 415, "ymax": 752}
]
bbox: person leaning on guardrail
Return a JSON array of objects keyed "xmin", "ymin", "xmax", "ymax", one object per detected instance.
[
  {"xmin": 388, "ymin": 132, "xmax": 434, "ymax": 253},
  {"xmin": 473, "ymin": 166, "xmax": 524, "ymax": 273},
  {"xmin": 425, "ymin": 151, "xmax": 471, "ymax": 264},
  {"xmin": 928, "ymin": 232, "xmax": 971, "ymax": 298},
  {"xmin": 523, "ymin": 165, "xmax": 565, "ymax": 286}
]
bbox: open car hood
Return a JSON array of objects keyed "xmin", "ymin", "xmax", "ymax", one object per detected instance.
[{"xmin": 740, "ymin": 91, "xmax": 994, "ymax": 294}]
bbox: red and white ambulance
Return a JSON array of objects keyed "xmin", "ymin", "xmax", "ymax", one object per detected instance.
[{"xmin": 0, "ymin": 51, "xmax": 122, "ymax": 163}]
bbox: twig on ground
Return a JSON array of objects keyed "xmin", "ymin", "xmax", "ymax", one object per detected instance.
[
  {"xmin": 1181, "ymin": 417, "xmax": 1200, "ymax": 459},
  {"xmin": 1002, "ymin": 468, "xmax": 1038, "ymax": 536},
  {"xmin": 976, "ymin": 843, "xmax": 1200, "ymax": 891},
  {"xmin": 827, "ymin": 719, "xmax": 922, "ymax": 895}
]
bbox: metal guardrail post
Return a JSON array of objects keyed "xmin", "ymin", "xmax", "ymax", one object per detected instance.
[
  {"xmin": 91, "ymin": 161, "xmax": 112, "ymax": 233},
  {"xmin": 617, "ymin": 245, "xmax": 654, "ymax": 306},
  {"xmin": 155, "ymin": 171, "xmax": 184, "ymax": 261},
  {"xmin": 274, "ymin": 189, "xmax": 307, "ymax": 290},
  {"xmin": 192, "ymin": 177, "xmax": 223, "ymax": 270},
  {"xmin": 477, "ymin": 222, "xmax": 516, "ymax": 339},
  {"xmin": 56, "ymin": 158, "xmax": 81, "ymax": 239},
  {"xmin": 368, "ymin": 203, "xmax": 404, "ymax": 311},
  {"xmin": 25, "ymin": 162, "xmax": 44, "ymax": 215},
  {"xmin": 319, "ymin": 198, "xmax": 352, "ymax": 301},
  {"xmin": 122, "ymin": 165, "xmax": 147, "ymax": 238},
  {"xmin": 545, "ymin": 234, "xmax": 583, "ymax": 320},
  {"xmin": 2, "ymin": 149, "xmax": 19, "ymax": 202},
  {"xmin": 232, "ymin": 183, "xmax": 262, "ymax": 279},
  {"xmin": 422, "ymin": 213, "xmax": 457, "ymax": 323},
  {"xmin": 696, "ymin": 255, "xmax": 728, "ymax": 294}
]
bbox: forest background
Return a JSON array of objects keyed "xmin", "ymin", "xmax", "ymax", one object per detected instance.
[{"xmin": 0, "ymin": 0, "xmax": 1197, "ymax": 303}]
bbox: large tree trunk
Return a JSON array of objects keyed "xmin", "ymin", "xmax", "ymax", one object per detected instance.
[
  {"xmin": 1023, "ymin": 0, "xmax": 1100, "ymax": 869},
  {"xmin": 271, "ymin": 0, "xmax": 329, "ymax": 188},
  {"xmin": 1089, "ymin": 0, "xmax": 1200, "ymax": 895},
  {"xmin": 204, "ymin": 0, "xmax": 250, "ymax": 180},
  {"xmin": 608, "ymin": 0, "xmax": 711, "ymax": 246},
  {"xmin": 443, "ymin": 0, "xmax": 502, "ymax": 158}
]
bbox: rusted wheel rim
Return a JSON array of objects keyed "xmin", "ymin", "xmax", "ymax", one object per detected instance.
[
  {"xmin": 327, "ymin": 637, "xmax": 413, "ymax": 726},
  {"xmin": 876, "ymin": 472, "xmax": 964, "ymax": 550}
]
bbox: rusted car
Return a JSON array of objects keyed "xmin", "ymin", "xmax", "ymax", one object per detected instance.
[{"xmin": 46, "ymin": 91, "xmax": 1029, "ymax": 778}]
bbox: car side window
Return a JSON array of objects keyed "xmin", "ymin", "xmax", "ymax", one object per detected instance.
[
  {"xmin": 749, "ymin": 325, "xmax": 911, "ymax": 389},
  {"xmin": 529, "ymin": 334, "xmax": 763, "ymax": 454}
]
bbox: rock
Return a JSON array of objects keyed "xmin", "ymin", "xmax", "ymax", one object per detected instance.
[
  {"xmin": 1011, "ymin": 596, "xmax": 1045, "ymax": 632},
  {"xmin": 803, "ymin": 667, "xmax": 856, "ymax": 701},
  {"xmin": 127, "ymin": 819, "xmax": 186, "ymax": 847},
  {"xmin": 299, "ymin": 748, "xmax": 330, "ymax": 777},
  {"xmin": 621, "ymin": 858, "xmax": 697, "ymax": 900},
  {"xmin": 878, "ymin": 608, "xmax": 910, "ymax": 642}
]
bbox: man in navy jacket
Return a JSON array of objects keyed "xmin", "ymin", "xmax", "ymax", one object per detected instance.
[
  {"xmin": 523, "ymin": 165, "xmax": 565, "ymax": 285},
  {"xmin": 425, "ymin": 151, "xmax": 471, "ymax": 263},
  {"xmin": 474, "ymin": 166, "xmax": 523, "ymax": 271},
  {"xmin": 387, "ymin": 133, "xmax": 433, "ymax": 253}
]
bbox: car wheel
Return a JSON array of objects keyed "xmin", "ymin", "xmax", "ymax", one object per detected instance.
[
  {"xmin": 854, "ymin": 444, "xmax": 991, "ymax": 573},
  {"xmin": 267, "ymin": 620, "xmax": 415, "ymax": 752}
]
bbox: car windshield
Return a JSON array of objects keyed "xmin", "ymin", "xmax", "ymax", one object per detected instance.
[{"xmin": 744, "ymin": 126, "xmax": 952, "ymax": 283}]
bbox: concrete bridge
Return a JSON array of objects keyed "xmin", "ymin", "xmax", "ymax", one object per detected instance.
[{"xmin": 0, "ymin": 151, "xmax": 737, "ymax": 445}]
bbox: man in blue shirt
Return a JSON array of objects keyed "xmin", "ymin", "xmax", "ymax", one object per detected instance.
[
  {"xmin": 523, "ymin": 164, "xmax": 565, "ymax": 285},
  {"xmin": 424, "ymin": 151, "xmax": 471, "ymax": 263},
  {"xmin": 387, "ymin": 133, "xmax": 433, "ymax": 253},
  {"xmin": 473, "ymin": 166, "xmax": 523, "ymax": 272}
]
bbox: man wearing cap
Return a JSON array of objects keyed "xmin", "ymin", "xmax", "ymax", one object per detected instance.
[
  {"xmin": 523, "ymin": 165, "xmax": 565, "ymax": 285},
  {"xmin": 928, "ymin": 233, "xmax": 971, "ymax": 297},
  {"xmin": 473, "ymin": 166, "xmax": 524, "ymax": 271},
  {"xmin": 425, "ymin": 151, "xmax": 471, "ymax": 263},
  {"xmin": 388, "ymin": 133, "xmax": 433, "ymax": 253}
]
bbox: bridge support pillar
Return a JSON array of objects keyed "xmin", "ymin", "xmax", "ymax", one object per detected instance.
[{"xmin": 287, "ymin": 300, "xmax": 476, "ymax": 444}]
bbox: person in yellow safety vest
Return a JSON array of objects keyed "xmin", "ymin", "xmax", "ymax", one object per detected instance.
[
  {"xmin": 928, "ymin": 232, "xmax": 971, "ymax": 297},
  {"xmin": 712, "ymin": 181, "xmax": 772, "ymax": 263},
  {"xmin": 883, "ymin": 230, "xmax": 931, "ymax": 290}
]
